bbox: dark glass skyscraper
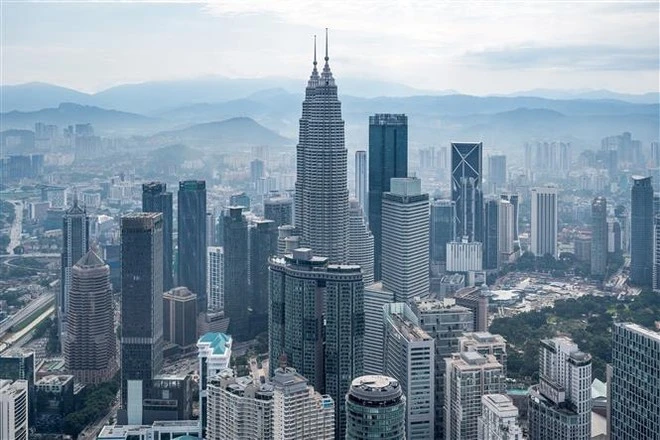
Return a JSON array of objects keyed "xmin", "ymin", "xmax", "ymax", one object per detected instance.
[
  {"xmin": 483, "ymin": 199, "xmax": 499, "ymax": 270},
  {"xmin": 368, "ymin": 113, "xmax": 408, "ymax": 281},
  {"xmin": 223, "ymin": 207, "xmax": 249, "ymax": 340},
  {"xmin": 630, "ymin": 176, "xmax": 653, "ymax": 286},
  {"xmin": 178, "ymin": 180, "xmax": 207, "ymax": 313},
  {"xmin": 430, "ymin": 200, "xmax": 456, "ymax": 263},
  {"xmin": 120, "ymin": 212, "xmax": 164, "ymax": 408},
  {"xmin": 591, "ymin": 197, "xmax": 608, "ymax": 277},
  {"xmin": 249, "ymin": 219, "xmax": 278, "ymax": 315},
  {"xmin": 451, "ymin": 142, "xmax": 483, "ymax": 242},
  {"xmin": 142, "ymin": 182, "xmax": 174, "ymax": 291}
]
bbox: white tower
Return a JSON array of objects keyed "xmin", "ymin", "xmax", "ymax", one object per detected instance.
[
  {"xmin": 355, "ymin": 150, "xmax": 368, "ymax": 217},
  {"xmin": 531, "ymin": 186, "xmax": 558, "ymax": 257},
  {"xmin": 348, "ymin": 199, "xmax": 374, "ymax": 285}
]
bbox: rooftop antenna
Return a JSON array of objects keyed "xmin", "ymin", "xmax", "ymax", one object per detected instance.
[{"xmin": 324, "ymin": 27, "xmax": 329, "ymax": 64}]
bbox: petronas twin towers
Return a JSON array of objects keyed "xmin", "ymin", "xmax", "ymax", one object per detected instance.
[{"xmin": 295, "ymin": 31, "xmax": 349, "ymax": 263}]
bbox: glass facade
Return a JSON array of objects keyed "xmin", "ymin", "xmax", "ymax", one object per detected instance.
[
  {"xmin": 451, "ymin": 142, "xmax": 483, "ymax": 243},
  {"xmin": 178, "ymin": 180, "xmax": 207, "ymax": 313},
  {"xmin": 223, "ymin": 207, "xmax": 249, "ymax": 340},
  {"xmin": 142, "ymin": 182, "xmax": 174, "ymax": 291},
  {"xmin": 630, "ymin": 176, "xmax": 653, "ymax": 286}
]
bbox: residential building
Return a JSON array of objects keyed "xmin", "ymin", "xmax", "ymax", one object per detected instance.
[
  {"xmin": 223, "ymin": 206, "xmax": 249, "ymax": 340},
  {"xmin": 630, "ymin": 176, "xmax": 654, "ymax": 286},
  {"xmin": 0, "ymin": 379, "xmax": 28, "ymax": 440},
  {"xmin": 348, "ymin": 199, "xmax": 374, "ymax": 285},
  {"xmin": 531, "ymin": 186, "xmax": 558, "ymax": 257},
  {"xmin": 445, "ymin": 352, "xmax": 506, "ymax": 440},
  {"xmin": 610, "ymin": 323, "xmax": 660, "ymax": 440},
  {"xmin": 500, "ymin": 194, "xmax": 519, "ymax": 240},
  {"xmin": 383, "ymin": 302, "xmax": 435, "ymax": 439},
  {"xmin": 478, "ymin": 394, "xmax": 523, "ymax": 440},
  {"xmin": 355, "ymin": 150, "xmax": 368, "ymax": 215},
  {"xmin": 381, "ymin": 177, "xmax": 430, "ymax": 300},
  {"xmin": 591, "ymin": 197, "xmax": 608, "ymax": 277},
  {"xmin": 264, "ymin": 196, "xmax": 293, "ymax": 228},
  {"xmin": 142, "ymin": 182, "xmax": 174, "ymax": 291},
  {"xmin": 178, "ymin": 180, "xmax": 207, "ymax": 312},
  {"xmin": 163, "ymin": 287, "xmax": 198, "ymax": 349},
  {"xmin": 498, "ymin": 199, "xmax": 515, "ymax": 266},
  {"xmin": 454, "ymin": 286, "xmax": 489, "ymax": 332},
  {"xmin": 65, "ymin": 250, "xmax": 117, "ymax": 385},
  {"xmin": 451, "ymin": 142, "xmax": 483, "ymax": 242},
  {"xmin": 207, "ymin": 246, "xmax": 224, "ymax": 312},
  {"xmin": 458, "ymin": 332, "xmax": 507, "ymax": 378},
  {"xmin": 368, "ymin": 113, "xmax": 408, "ymax": 280},
  {"xmin": 198, "ymin": 332, "xmax": 233, "ymax": 435},
  {"xmin": 345, "ymin": 375, "xmax": 406, "ymax": 440},
  {"xmin": 362, "ymin": 282, "xmax": 395, "ymax": 375}
]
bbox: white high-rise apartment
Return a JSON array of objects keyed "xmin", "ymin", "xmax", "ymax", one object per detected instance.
[
  {"xmin": 445, "ymin": 352, "xmax": 505, "ymax": 440},
  {"xmin": 207, "ymin": 246, "xmax": 224, "ymax": 312},
  {"xmin": 498, "ymin": 199, "xmax": 515, "ymax": 266},
  {"xmin": 528, "ymin": 337, "xmax": 592, "ymax": 440},
  {"xmin": 478, "ymin": 394, "xmax": 523, "ymax": 440},
  {"xmin": 197, "ymin": 332, "xmax": 233, "ymax": 435},
  {"xmin": 363, "ymin": 282, "xmax": 395, "ymax": 375},
  {"xmin": 383, "ymin": 302, "xmax": 435, "ymax": 439},
  {"xmin": 0, "ymin": 379, "xmax": 28, "ymax": 440},
  {"xmin": 381, "ymin": 177, "xmax": 430, "ymax": 300},
  {"xmin": 294, "ymin": 33, "xmax": 349, "ymax": 263},
  {"xmin": 355, "ymin": 150, "xmax": 368, "ymax": 216},
  {"xmin": 271, "ymin": 367, "xmax": 335, "ymax": 440},
  {"xmin": 531, "ymin": 186, "xmax": 558, "ymax": 257},
  {"xmin": 348, "ymin": 199, "xmax": 374, "ymax": 285},
  {"xmin": 458, "ymin": 332, "xmax": 507, "ymax": 378}
]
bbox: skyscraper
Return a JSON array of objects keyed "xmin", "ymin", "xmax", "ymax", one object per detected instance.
[
  {"xmin": 163, "ymin": 287, "xmax": 198, "ymax": 348},
  {"xmin": 250, "ymin": 219, "xmax": 278, "ymax": 315},
  {"xmin": 0, "ymin": 379, "xmax": 28, "ymax": 440},
  {"xmin": 527, "ymin": 337, "xmax": 592, "ymax": 440},
  {"xmin": 348, "ymin": 199, "xmax": 374, "ymax": 285},
  {"xmin": 430, "ymin": 200, "xmax": 456, "ymax": 264},
  {"xmin": 451, "ymin": 142, "xmax": 483, "ymax": 242},
  {"xmin": 60, "ymin": 196, "xmax": 89, "ymax": 345},
  {"xmin": 530, "ymin": 186, "xmax": 558, "ymax": 258},
  {"xmin": 142, "ymin": 182, "xmax": 174, "ymax": 291},
  {"xmin": 478, "ymin": 394, "xmax": 524, "ymax": 440},
  {"xmin": 65, "ymin": 250, "xmax": 117, "ymax": 385},
  {"xmin": 197, "ymin": 332, "xmax": 233, "ymax": 435},
  {"xmin": 345, "ymin": 375, "xmax": 406, "ymax": 440},
  {"xmin": 381, "ymin": 177, "xmax": 429, "ymax": 300},
  {"xmin": 591, "ymin": 197, "xmax": 608, "ymax": 277},
  {"xmin": 487, "ymin": 154, "xmax": 507, "ymax": 193},
  {"xmin": 120, "ymin": 213, "xmax": 164, "ymax": 410},
  {"xmin": 206, "ymin": 246, "xmax": 224, "ymax": 312},
  {"xmin": 268, "ymin": 248, "xmax": 363, "ymax": 438},
  {"xmin": 368, "ymin": 113, "xmax": 408, "ymax": 280},
  {"xmin": 445, "ymin": 352, "xmax": 505, "ymax": 440},
  {"xmin": 362, "ymin": 283, "xmax": 395, "ymax": 375},
  {"xmin": 630, "ymin": 176, "xmax": 653, "ymax": 286},
  {"xmin": 383, "ymin": 302, "xmax": 435, "ymax": 439},
  {"xmin": 610, "ymin": 323, "xmax": 660, "ymax": 440},
  {"xmin": 498, "ymin": 199, "xmax": 515, "ymax": 267},
  {"xmin": 222, "ymin": 207, "xmax": 249, "ymax": 340},
  {"xmin": 500, "ymin": 193, "xmax": 519, "ymax": 240},
  {"xmin": 264, "ymin": 196, "xmax": 293, "ymax": 228},
  {"xmin": 294, "ymin": 33, "xmax": 349, "ymax": 263},
  {"xmin": 654, "ymin": 215, "xmax": 660, "ymax": 292},
  {"xmin": 178, "ymin": 180, "xmax": 207, "ymax": 312},
  {"xmin": 483, "ymin": 199, "xmax": 499, "ymax": 270},
  {"xmin": 355, "ymin": 150, "xmax": 368, "ymax": 216}
]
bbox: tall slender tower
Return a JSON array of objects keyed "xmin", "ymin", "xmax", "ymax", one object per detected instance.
[
  {"xmin": 630, "ymin": 176, "xmax": 653, "ymax": 286},
  {"xmin": 142, "ymin": 182, "xmax": 174, "ymax": 291},
  {"xmin": 178, "ymin": 180, "xmax": 207, "ymax": 312},
  {"xmin": 223, "ymin": 207, "xmax": 249, "ymax": 340},
  {"xmin": 451, "ymin": 142, "xmax": 483, "ymax": 242},
  {"xmin": 294, "ymin": 31, "xmax": 349, "ymax": 263},
  {"xmin": 348, "ymin": 199, "xmax": 374, "ymax": 285},
  {"xmin": 530, "ymin": 186, "xmax": 558, "ymax": 258},
  {"xmin": 369, "ymin": 114, "xmax": 408, "ymax": 280},
  {"xmin": 120, "ymin": 212, "xmax": 164, "ymax": 410},
  {"xmin": 355, "ymin": 150, "xmax": 368, "ymax": 216},
  {"xmin": 590, "ymin": 197, "xmax": 608, "ymax": 277}
]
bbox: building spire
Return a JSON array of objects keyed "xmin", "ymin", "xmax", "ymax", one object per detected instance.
[
  {"xmin": 324, "ymin": 28, "xmax": 329, "ymax": 65},
  {"xmin": 313, "ymin": 34, "xmax": 317, "ymax": 67}
]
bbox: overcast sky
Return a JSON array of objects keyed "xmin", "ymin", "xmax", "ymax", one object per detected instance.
[{"xmin": 2, "ymin": 1, "xmax": 659, "ymax": 94}]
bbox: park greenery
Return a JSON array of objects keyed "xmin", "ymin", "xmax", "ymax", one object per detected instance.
[
  {"xmin": 490, "ymin": 290, "xmax": 660, "ymax": 384},
  {"xmin": 63, "ymin": 377, "xmax": 119, "ymax": 437}
]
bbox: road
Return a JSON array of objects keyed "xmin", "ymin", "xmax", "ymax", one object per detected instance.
[
  {"xmin": 0, "ymin": 306, "xmax": 55, "ymax": 352},
  {"xmin": 0, "ymin": 293, "xmax": 55, "ymax": 335},
  {"xmin": 0, "ymin": 253, "xmax": 61, "ymax": 259},
  {"xmin": 78, "ymin": 395, "xmax": 120, "ymax": 440},
  {"xmin": 6, "ymin": 201, "xmax": 23, "ymax": 255}
]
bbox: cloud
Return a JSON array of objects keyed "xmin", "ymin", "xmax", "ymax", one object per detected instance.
[{"xmin": 463, "ymin": 45, "xmax": 659, "ymax": 72}]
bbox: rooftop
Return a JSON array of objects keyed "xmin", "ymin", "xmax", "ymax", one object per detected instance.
[
  {"xmin": 198, "ymin": 332, "xmax": 232, "ymax": 356},
  {"xmin": 390, "ymin": 313, "xmax": 432, "ymax": 342}
]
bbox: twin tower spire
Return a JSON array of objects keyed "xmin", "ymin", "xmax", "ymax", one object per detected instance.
[{"xmin": 311, "ymin": 28, "xmax": 332, "ymax": 80}]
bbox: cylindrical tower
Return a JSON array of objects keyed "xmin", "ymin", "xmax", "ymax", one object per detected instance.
[{"xmin": 345, "ymin": 375, "xmax": 406, "ymax": 440}]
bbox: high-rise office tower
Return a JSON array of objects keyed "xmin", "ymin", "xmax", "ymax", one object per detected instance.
[
  {"xmin": 249, "ymin": 219, "xmax": 278, "ymax": 315},
  {"xmin": 383, "ymin": 303, "xmax": 435, "ymax": 439},
  {"xmin": 197, "ymin": 332, "xmax": 233, "ymax": 435},
  {"xmin": 451, "ymin": 142, "xmax": 483, "ymax": 242},
  {"xmin": 381, "ymin": 177, "xmax": 429, "ymax": 300},
  {"xmin": 345, "ymin": 375, "xmax": 406, "ymax": 440},
  {"xmin": 163, "ymin": 287, "xmax": 198, "ymax": 348},
  {"xmin": 531, "ymin": 186, "xmax": 558, "ymax": 258},
  {"xmin": 348, "ymin": 199, "xmax": 374, "ymax": 285},
  {"xmin": 206, "ymin": 211, "xmax": 216, "ymax": 247},
  {"xmin": 355, "ymin": 150, "xmax": 368, "ymax": 216},
  {"xmin": 368, "ymin": 113, "xmax": 408, "ymax": 280},
  {"xmin": 610, "ymin": 323, "xmax": 660, "ymax": 440},
  {"xmin": 60, "ymin": 196, "xmax": 90, "ymax": 345},
  {"xmin": 478, "ymin": 394, "xmax": 524, "ymax": 440},
  {"xmin": 498, "ymin": 199, "xmax": 515, "ymax": 267},
  {"xmin": 483, "ymin": 199, "xmax": 499, "ymax": 270},
  {"xmin": 614, "ymin": 204, "xmax": 629, "ymax": 253},
  {"xmin": 654, "ymin": 215, "xmax": 660, "ymax": 292},
  {"xmin": 269, "ymin": 248, "xmax": 363, "ymax": 438},
  {"xmin": 65, "ymin": 250, "xmax": 117, "ymax": 385},
  {"xmin": 362, "ymin": 283, "xmax": 395, "ymax": 375},
  {"xmin": 590, "ymin": 197, "xmax": 608, "ymax": 277},
  {"xmin": 294, "ymin": 33, "xmax": 349, "ymax": 264},
  {"xmin": 206, "ymin": 246, "xmax": 224, "ymax": 312},
  {"xmin": 527, "ymin": 337, "xmax": 592, "ymax": 440},
  {"xmin": 178, "ymin": 180, "xmax": 207, "ymax": 312},
  {"xmin": 630, "ymin": 176, "xmax": 653, "ymax": 286},
  {"xmin": 120, "ymin": 213, "xmax": 164, "ymax": 410},
  {"xmin": 264, "ymin": 196, "xmax": 293, "ymax": 228},
  {"xmin": 411, "ymin": 298, "xmax": 474, "ymax": 439},
  {"xmin": 458, "ymin": 332, "xmax": 508, "ymax": 378},
  {"xmin": 445, "ymin": 352, "xmax": 505, "ymax": 440},
  {"xmin": 142, "ymin": 182, "xmax": 174, "ymax": 291},
  {"xmin": 250, "ymin": 159, "xmax": 265, "ymax": 182},
  {"xmin": 500, "ymin": 194, "xmax": 519, "ymax": 240},
  {"xmin": 430, "ymin": 200, "xmax": 456, "ymax": 264},
  {"xmin": 222, "ymin": 207, "xmax": 249, "ymax": 340},
  {"xmin": 229, "ymin": 192, "xmax": 250, "ymax": 210},
  {"xmin": 487, "ymin": 154, "xmax": 507, "ymax": 193},
  {"xmin": 0, "ymin": 379, "xmax": 28, "ymax": 440},
  {"xmin": 271, "ymin": 366, "xmax": 335, "ymax": 439},
  {"xmin": 0, "ymin": 350, "xmax": 35, "ymax": 427}
]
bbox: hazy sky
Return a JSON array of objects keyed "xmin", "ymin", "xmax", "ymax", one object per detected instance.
[{"xmin": 2, "ymin": 1, "xmax": 659, "ymax": 94}]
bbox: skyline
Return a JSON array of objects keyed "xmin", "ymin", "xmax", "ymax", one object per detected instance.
[{"xmin": 2, "ymin": 1, "xmax": 659, "ymax": 95}]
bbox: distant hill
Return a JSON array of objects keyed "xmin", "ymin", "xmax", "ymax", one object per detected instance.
[
  {"xmin": 150, "ymin": 117, "xmax": 292, "ymax": 149},
  {"xmin": 0, "ymin": 103, "xmax": 162, "ymax": 135},
  {"xmin": 496, "ymin": 88, "xmax": 660, "ymax": 105},
  {"xmin": 0, "ymin": 82, "xmax": 93, "ymax": 112}
]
